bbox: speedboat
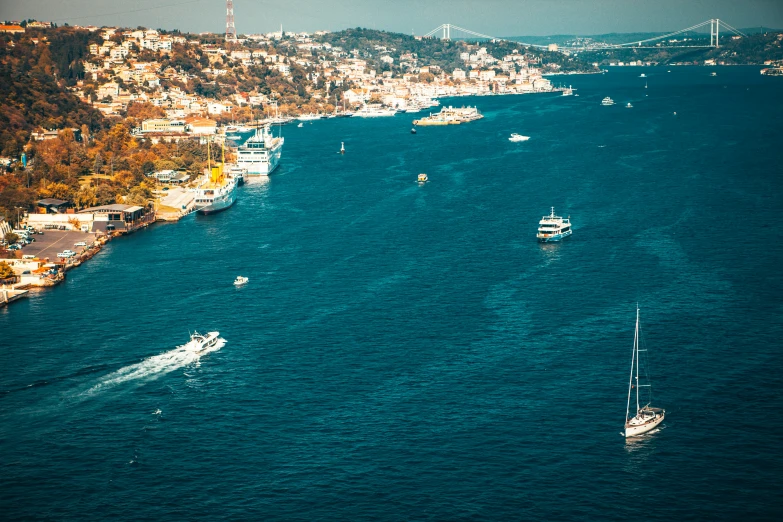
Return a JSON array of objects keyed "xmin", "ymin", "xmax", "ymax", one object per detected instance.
[
  {"xmin": 639, "ymin": 73, "xmax": 647, "ymax": 78},
  {"xmin": 417, "ymin": 173, "xmax": 428, "ymax": 183},
  {"xmin": 626, "ymin": 102, "xmax": 633, "ymax": 108},
  {"xmin": 188, "ymin": 331, "xmax": 220, "ymax": 353},
  {"xmin": 601, "ymin": 97, "xmax": 615, "ymax": 106},
  {"xmin": 509, "ymin": 133, "xmax": 530, "ymax": 142},
  {"xmin": 297, "ymin": 122, "xmax": 303, "ymax": 128},
  {"xmin": 234, "ymin": 276, "xmax": 249, "ymax": 286}
]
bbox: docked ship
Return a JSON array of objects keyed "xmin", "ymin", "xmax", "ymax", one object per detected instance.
[
  {"xmin": 236, "ymin": 126, "xmax": 284, "ymax": 176},
  {"xmin": 536, "ymin": 207, "xmax": 572, "ymax": 242},
  {"xmin": 412, "ymin": 106, "xmax": 483, "ymax": 126},
  {"xmin": 194, "ymin": 142, "xmax": 237, "ymax": 215},
  {"xmin": 353, "ymin": 104, "xmax": 397, "ymax": 117}
]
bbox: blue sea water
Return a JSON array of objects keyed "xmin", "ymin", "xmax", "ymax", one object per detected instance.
[{"xmin": 1, "ymin": 66, "xmax": 782, "ymax": 520}]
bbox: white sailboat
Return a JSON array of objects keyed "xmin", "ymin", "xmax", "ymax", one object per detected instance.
[{"xmin": 624, "ymin": 306, "xmax": 665, "ymax": 437}]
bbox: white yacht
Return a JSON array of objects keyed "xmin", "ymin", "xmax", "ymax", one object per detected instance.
[
  {"xmin": 624, "ymin": 306, "xmax": 665, "ymax": 437},
  {"xmin": 536, "ymin": 207, "xmax": 572, "ymax": 242},
  {"xmin": 194, "ymin": 142, "xmax": 237, "ymax": 215},
  {"xmin": 236, "ymin": 126, "xmax": 284, "ymax": 176},
  {"xmin": 297, "ymin": 113, "xmax": 322, "ymax": 121},
  {"xmin": 353, "ymin": 105, "xmax": 396, "ymax": 117},
  {"xmin": 561, "ymin": 85, "xmax": 574, "ymax": 96},
  {"xmin": 639, "ymin": 73, "xmax": 647, "ymax": 78},
  {"xmin": 234, "ymin": 276, "xmax": 248, "ymax": 286},
  {"xmin": 601, "ymin": 97, "xmax": 615, "ymax": 106},
  {"xmin": 187, "ymin": 331, "xmax": 220, "ymax": 354},
  {"xmin": 417, "ymin": 173, "xmax": 428, "ymax": 183},
  {"xmin": 626, "ymin": 102, "xmax": 633, "ymax": 108},
  {"xmin": 509, "ymin": 133, "xmax": 530, "ymax": 142}
]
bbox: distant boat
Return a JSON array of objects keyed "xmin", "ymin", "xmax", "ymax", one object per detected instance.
[
  {"xmin": 639, "ymin": 73, "xmax": 647, "ymax": 78},
  {"xmin": 339, "ymin": 142, "xmax": 345, "ymax": 154},
  {"xmin": 601, "ymin": 97, "xmax": 615, "ymax": 106},
  {"xmin": 710, "ymin": 71, "xmax": 717, "ymax": 77},
  {"xmin": 297, "ymin": 113, "xmax": 322, "ymax": 121},
  {"xmin": 509, "ymin": 133, "xmax": 530, "ymax": 142},
  {"xmin": 297, "ymin": 122, "xmax": 303, "ymax": 128},
  {"xmin": 626, "ymin": 102, "xmax": 633, "ymax": 108},
  {"xmin": 411, "ymin": 127, "xmax": 417, "ymax": 134},
  {"xmin": 417, "ymin": 173, "xmax": 428, "ymax": 183},
  {"xmin": 623, "ymin": 306, "xmax": 665, "ymax": 438},
  {"xmin": 234, "ymin": 276, "xmax": 248, "ymax": 286},
  {"xmin": 644, "ymin": 81, "xmax": 648, "ymax": 89}
]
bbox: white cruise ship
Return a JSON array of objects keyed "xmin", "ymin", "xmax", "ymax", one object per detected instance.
[
  {"xmin": 236, "ymin": 126, "xmax": 284, "ymax": 176},
  {"xmin": 537, "ymin": 207, "xmax": 572, "ymax": 242}
]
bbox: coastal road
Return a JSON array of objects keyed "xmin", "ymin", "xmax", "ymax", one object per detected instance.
[{"xmin": 21, "ymin": 230, "xmax": 96, "ymax": 261}]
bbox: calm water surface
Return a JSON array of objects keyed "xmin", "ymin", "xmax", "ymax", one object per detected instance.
[{"xmin": 2, "ymin": 67, "xmax": 782, "ymax": 520}]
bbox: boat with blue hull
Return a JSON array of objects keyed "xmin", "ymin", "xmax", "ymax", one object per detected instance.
[{"xmin": 537, "ymin": 207, "xmax": 572, "ymax": 242}]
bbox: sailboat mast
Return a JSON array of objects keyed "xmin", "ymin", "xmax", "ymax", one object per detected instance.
[
  {"xmin": 626, "ymin": 312, "xmax": 637, "ymax": 422},
  {"xmin": 635, "ymin": 306, "xmax": 640, "ymax": 414}
]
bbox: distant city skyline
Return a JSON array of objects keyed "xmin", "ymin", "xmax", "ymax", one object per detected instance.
[{"xmin": 1, "ymin": 0, "xmax": 781, "ymax": 36}]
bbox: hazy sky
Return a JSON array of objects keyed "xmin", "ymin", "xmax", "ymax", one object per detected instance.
[{"xmin": 1, "ymin": 0, "xmax": 781, "ymax": 36}]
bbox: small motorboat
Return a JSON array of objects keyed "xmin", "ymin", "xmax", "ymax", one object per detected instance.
[
  {"xmin": 626, "ymin": 102, "xmax": 633, "ymax": 108},
  {"xmin": 297, "ymin": 122, "xmax": 303, "ymax": 128},
  {"xmin": 234, "ymin": 276, "xmax": 249, "ymax": 286},
  {"xmin": 411, "ymin": 128, "xmax": 417, "ymax": 134},
  {"xmin": 417, "ymin": 173, "xmax": 428, "ymax": 183},
  {"xmin": 509, "ymin": 133, "xmax": 530, "ymax": 142},
  {"xmin": 188, "ymin": 331, "xmax": 220, "ymax": 353},
  {"xmin": 339, "ymin": 142, "xmax": 345, "ymax": 154}
]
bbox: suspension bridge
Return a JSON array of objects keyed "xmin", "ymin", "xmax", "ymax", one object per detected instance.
[{"xmin": 423, "ymin": 19, "xmax": 748, "ymax": 51}]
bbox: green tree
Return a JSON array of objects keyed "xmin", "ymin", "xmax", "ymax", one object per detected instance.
[
  {"xmin": 0, "ymin": 261, "xmax": 15, "ymax": 279},
  {"xmin": 4, "ymin": 232, "xmax": 20, "ymax": 245}
]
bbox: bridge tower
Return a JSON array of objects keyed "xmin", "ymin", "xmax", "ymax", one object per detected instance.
[
  {"xmin": 710, "ymin": 18, "xmax": 720, "ymax": 48},
  {"xmin": 443, "ymin": 23, "xmax": 451, "ymax": 40},
  {"xmin": 225, "ymin": 0, "xmax": 236, "ymax": 41}
]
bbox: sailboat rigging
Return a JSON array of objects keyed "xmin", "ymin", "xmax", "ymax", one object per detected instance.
[{"xmin": 624, "ymin": 305, "xmax": 665, "ymax": 437}]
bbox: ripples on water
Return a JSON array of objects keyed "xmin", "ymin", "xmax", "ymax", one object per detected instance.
[{"xmin": 1, "ymin": 67, "xmax": 782, "ymax": 520}]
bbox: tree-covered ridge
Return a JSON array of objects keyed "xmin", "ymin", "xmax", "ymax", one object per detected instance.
[{"xmin": 0, "ymin": 30, "xmax": 106, "ymax": 157}]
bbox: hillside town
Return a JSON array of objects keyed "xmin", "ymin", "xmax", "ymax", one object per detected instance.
[{"xmin": 1, "ymin": 22, "xmax": 565, "ymax": 144}]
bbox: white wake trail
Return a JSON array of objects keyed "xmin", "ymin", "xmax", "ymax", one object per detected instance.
[{"xmin": 82, "ymin": 338, "xmax": 225, "ymax": 396}]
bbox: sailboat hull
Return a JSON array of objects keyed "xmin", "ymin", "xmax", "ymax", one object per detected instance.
[{"xmin": 624, "ymin": 411, "xmax": 664, "ymax": 437}]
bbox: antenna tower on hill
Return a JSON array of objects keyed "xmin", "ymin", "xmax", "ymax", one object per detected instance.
[{"xmin": 225, "ymin": 0, "xmax": 236, "ymax": 40}]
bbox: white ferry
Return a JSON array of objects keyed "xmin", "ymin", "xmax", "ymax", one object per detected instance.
[
  {"xmin": 194, "ymin": 143, "xmax": 237, "ymax": 215},
  {"xmin": 601, "ymin": 97, "xmax": 615, "ymax": 106},
  {"xmin": 537, "ymin": 207, "xmax": 572, "ymax": 242},
  {"xmin": 297, "ymin": 113, "xmax": 322, "ymax": 121},
  {"xmin": 353, "ymin": 105, "xmax": 397, "ymax": 117},
  {"xmin": 236, "ymin": 126, "xmax": 284, "ymax": 176}
]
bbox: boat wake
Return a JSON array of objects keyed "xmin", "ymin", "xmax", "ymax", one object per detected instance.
[{"xmin": 81, "ymin": 338, "xmax": 225, "ymax": 396}]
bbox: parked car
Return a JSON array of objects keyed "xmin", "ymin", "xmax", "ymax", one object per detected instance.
[
  {"xmin": 8, "ymin": 245, "xmax": 20, "ymax": 251},
  {"xmin": 74, "ymin": 241, "xmax": 87, "ymax": 247},
  {"xmin": 57, "ymin": 251, "xmax": 74, "ymax": 258},
  {"xmin": 22, "ymin": 254, "xmax": 36, "ymax": 259}
]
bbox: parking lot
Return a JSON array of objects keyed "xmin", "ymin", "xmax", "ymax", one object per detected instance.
[{"xmin": 16, "ymin": 229, "xmax": 97, "ymax": 261}]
